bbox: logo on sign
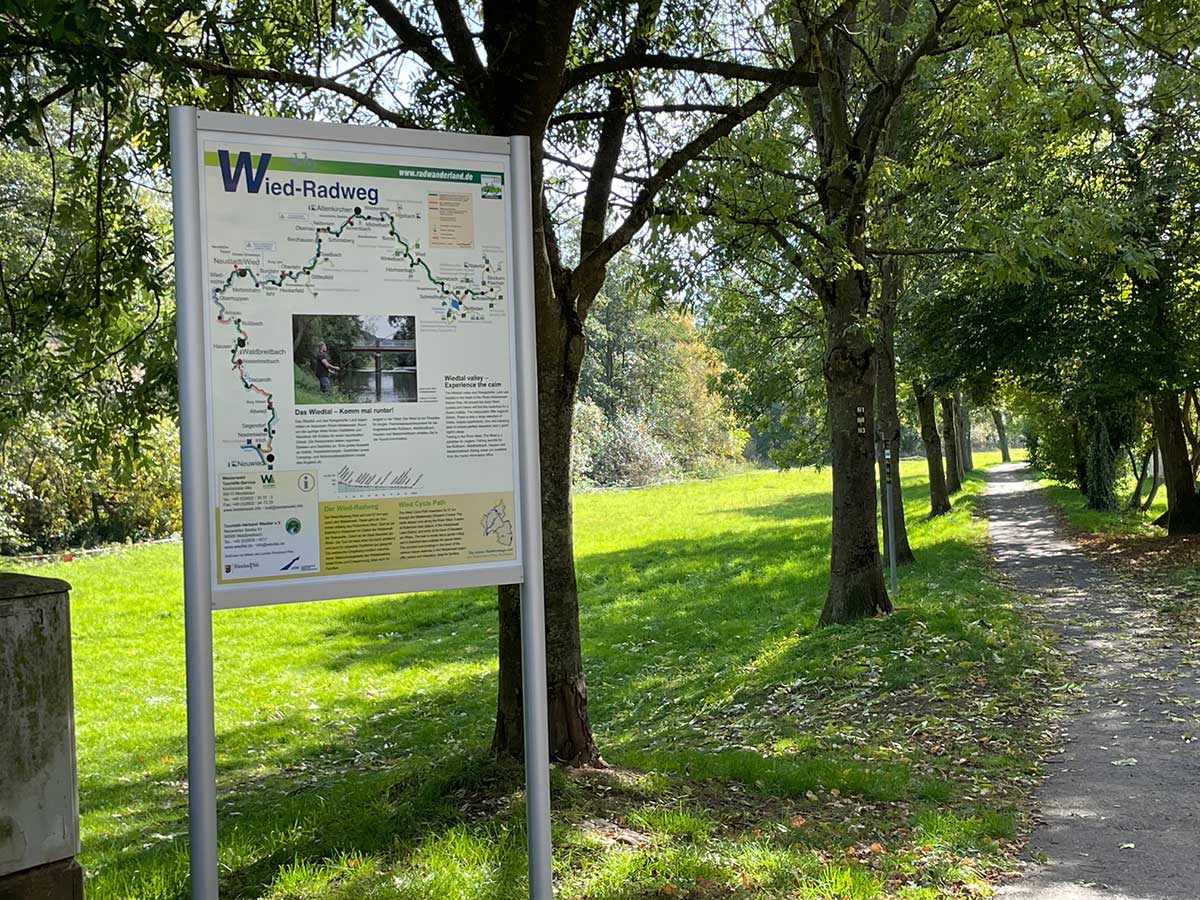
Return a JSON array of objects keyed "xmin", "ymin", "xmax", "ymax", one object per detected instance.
[{"xmin": 218, "ymin": 149, "xmax": 272, "ymax": 193}]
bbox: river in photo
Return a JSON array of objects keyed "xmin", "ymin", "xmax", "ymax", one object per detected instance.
[{"xmin": 340, "ymin": 368, "xmax": 418, "ymax": 402}]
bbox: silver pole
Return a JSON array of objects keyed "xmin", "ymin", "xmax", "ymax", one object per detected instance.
[
  {"xmin": 509, "ymin": 134, "xmax": 554, "ymax": 900},
  {"xmin": 885, "ymin": 448, "xmax": 897, "ymax": 597},
  {"xmin": 170, "ymin": 106, "xmax": 221, "ymax": 900}
]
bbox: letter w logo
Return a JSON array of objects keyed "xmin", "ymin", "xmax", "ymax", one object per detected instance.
[{"xmin": 218, "ymin": 150, "xmax": 271, "ymax": 193}]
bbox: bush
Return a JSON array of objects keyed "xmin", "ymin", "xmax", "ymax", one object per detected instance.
[
  {"xmin": 1022, "ymin": 400, "xmax": 1083, "ymax": 486},
  {"xmin": 571, "ymin": 400, "xmax": 608, "ymax": 486},
  {"xmin": 0, "ymin": 414, "xmax": 181, "ymax": 554},
  {"xmin": 587, "ymin": 413, "xmax": 675, "ymax": 487},
  {"xmin": 577, "ymin": 275, "xmax": 748, "ymax": 483}
]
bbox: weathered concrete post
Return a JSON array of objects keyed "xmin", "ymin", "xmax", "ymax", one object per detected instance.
[{"xmin": 0, "ymin": 574, "xmax": 83, "ymax": 900}]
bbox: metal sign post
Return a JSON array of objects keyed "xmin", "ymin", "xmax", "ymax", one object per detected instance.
[
  {"xmin": 170, "ymin": 106, "xmax": 221, "ymax": 900},
  {"xmin": 171, "ymin": 108, "xmax": 552, "ymax": 900},
  {"xmin": 509, "ymin": 136, "xmax": 554, "ymax": 900},
  {"xmin": 884, "ymin": 447, "xmax": 897, "ymax": 597}
]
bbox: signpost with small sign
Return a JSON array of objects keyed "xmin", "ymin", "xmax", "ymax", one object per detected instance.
[{"xmin": 884, "ymin": 447, "xmax": 897, "ymax": 596}]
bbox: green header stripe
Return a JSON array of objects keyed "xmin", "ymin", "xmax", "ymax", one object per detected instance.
[{"xmin": 202, "ymin": 151, "xmax": 502, "ymax": 184}]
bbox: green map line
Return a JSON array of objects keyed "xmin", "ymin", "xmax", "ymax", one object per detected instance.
[
  {"xmin": 203, "ymin": 150, "xmax": 503, "ymax": 185},
  {"xmin": 211, "ymin": 207, "xmax": 501, "ymax": 468}
]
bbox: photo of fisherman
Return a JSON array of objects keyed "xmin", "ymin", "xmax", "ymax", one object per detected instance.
[
  {"xmin": 292, "ymin": 314, "xmax": 417, "ymax": 405},
  {"xmin": 314, "ymin": 341, "xmax": 340, "ymax": 392}
]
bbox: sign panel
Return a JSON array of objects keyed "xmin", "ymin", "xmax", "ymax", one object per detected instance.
[
  {"xmin": 189, "ymin": 119, "xmax": 524, "ymax": 604},
  {"xmin": 174, "ymin": 111, "xmax": 552, "ymax": 900}
]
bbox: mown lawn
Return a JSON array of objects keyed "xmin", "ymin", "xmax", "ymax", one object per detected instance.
[
  {"xmin": 8, "ymin": 451, "xmax": 1059, "ymax": 899},
  {"xmin": 1037, "ymin": 466, "xmax": 1168, "ymax": 538},
  {"xmin": 1033, "ymin": 454, "xmax": 1200, "ymax": 632}
]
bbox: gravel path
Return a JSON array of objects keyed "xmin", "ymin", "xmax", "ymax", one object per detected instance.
[{"xmin": 986, "ymin": 462, "xmax": 1200, "ymax": 900}]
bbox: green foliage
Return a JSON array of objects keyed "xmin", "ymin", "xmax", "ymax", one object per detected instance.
[
  {"xmin": 0, "ymin": 116, "xmax": 175, "ymax": 463},
  {"xmin": 704, "ymin": 273, "xmax": 829, "ymax": 468},
  {"xmin": 291, "ymin": 315, "xmax": 372, "ymax": 374},
  {"xmin": 575, "ymin": 267, "xmax": 746, "ymax": 485},
  {"xmin": 1021, "ymin": 390, "xmax": 1086, "ymax": 488},
  {"xmin": 897, "ymin": 18, "xmax": 1200, "ymax": 468},
  {"xmin": 292, "ymin": 363, "xmax": 354, "ymax": 405},
  {"xmin": 0, "ymin": 413, "xmax": 181, "ymax": 553},
  {"xmin": 1017, "ymin": 386, "xmax": 1144, "ymax": 505},
  {"xmin": 1084, "ymin": 416, "xmax": 1119, "ymax": 512}
]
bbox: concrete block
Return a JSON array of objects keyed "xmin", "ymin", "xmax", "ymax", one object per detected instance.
[{"xmin": 0, "ymin": 574, "xmax": 79, "ymax": 879}]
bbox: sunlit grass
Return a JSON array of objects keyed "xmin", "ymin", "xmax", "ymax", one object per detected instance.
[
  {"xmin": 7, "ymin": 450, "xmax": 1057, "ymax": 898},
  {"xmin": 1037, "ymin": 461, "xmax": 1169, "ymax": 536}
]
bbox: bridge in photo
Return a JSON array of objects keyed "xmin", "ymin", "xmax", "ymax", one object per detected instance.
[{"xmin": 345, "ymin": 338, "xmax": 416, "ymax": 400}]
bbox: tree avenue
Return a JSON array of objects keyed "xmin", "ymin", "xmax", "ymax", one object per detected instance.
[
  {"xmin": 895, "ymin": 6, "xmax": 1200, "ymax": 533},
  {"xmin": 662, "ymin": 2, "xmax": 1061, "ymax": 624},
  {"xmin": 7, "ymin": 0, "xmax": 1200, "ymax": 777}
]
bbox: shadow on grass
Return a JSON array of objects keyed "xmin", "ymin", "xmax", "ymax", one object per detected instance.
[{"xmin": 82, "ymin": 466, "xmax": 1027, "ymax": 899}]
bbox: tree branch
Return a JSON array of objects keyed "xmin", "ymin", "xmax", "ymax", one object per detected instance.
[
  {"xmin": 432, "ymin": 0, "xmax": 487, "ymax": 93},
  {"xmin": 178, "ymin": 52, "xmax": 420, "ymax": 127},
  {"xmin": 580, "ymin": 87, "xmax": 629, "ymax": 261},
  {"xmin": 561, "ymin": 53, "xmax": 817, "ymax": 94},
  {"xmin": 866, "ymin": 244, "xmax": 991, "ymax": 256},
  {"xmin": 568, "ymin": 65, "xmax": 801, "ymax": 303},
  {"xmin": 550, "ymin": 103, "xmax": 737, "ymax": 125},
  {"xmin": 364, "ymin": 1, "xmax": 460, "ymax": 85}
]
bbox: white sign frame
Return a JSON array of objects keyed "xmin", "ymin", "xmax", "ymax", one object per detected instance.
[{"xmin": 170, "ymin": 107, "xmax": 553, "ymax": 900}]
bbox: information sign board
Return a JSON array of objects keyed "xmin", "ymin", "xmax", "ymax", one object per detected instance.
[
  {"xmin": 171, "ymin": 109, "xmax": 552, "ymax": 900},
  {"xmin": 184, "ymin": 116, "xmax": 529, "ymax": 607}
]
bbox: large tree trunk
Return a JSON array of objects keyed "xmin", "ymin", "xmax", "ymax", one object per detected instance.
[
  {"xmin": 1182, "ymin": 390, "xmax": 1200, "ymax": 475},
  {"xmin": 916, "ymin": 386, "xmax": 952, "ymax": 515},
  {"xmin": 818, "ymin": 266, "xmax": 892, "ymax": 626},
  {"xmin": 955, "ymin": 393, "xmax": 974, "ymax": 472},
  {"xmin": 493, "ymin": 584, "xmax": 525, "ymax": 757},
  {"xmin": 874, "ymin": 259, "xmax": 914, "ymax": 566},
  {"xmin": 1151, "ymin": 393, "xmax": 1200, "ymax": 534},
  {"xmin": 492, "ymin": 144, "xmax": 599, "ymax": 766},
  {"xmin": 493, "ymin": 395, "xmax": 598, "ymax": 764},
  {"xmin": 1071, "ymin": 423, "xmax": 1089, "ymax": 496},
  {"xmin": 941, "ymin": 397, "xmax": 963, "ymax": 494},
  {"xmin": 992, "ymin": 408, "xmax": 1011, "ymax": 462}
]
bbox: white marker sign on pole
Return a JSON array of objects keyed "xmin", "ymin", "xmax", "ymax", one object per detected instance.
[{"xmin": 170, "ymin": 108, "xmax": 552, "ymax": 900}]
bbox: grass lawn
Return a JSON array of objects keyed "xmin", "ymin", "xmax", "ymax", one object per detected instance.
[
  {"xmin": 1039, "ymin": 480, "xmax": 1169, "ymax": 537},
  {"xmin": 1036, "ymin": 465, "xmax": 1167, "ymax": 538},
  {"xmin": 8, "ymin": 451, "xmax": 1059, "ymax": 899},
  {"xmin": 1033, "ymin": 459, "xmax": 1200, "ymax": 584}
]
